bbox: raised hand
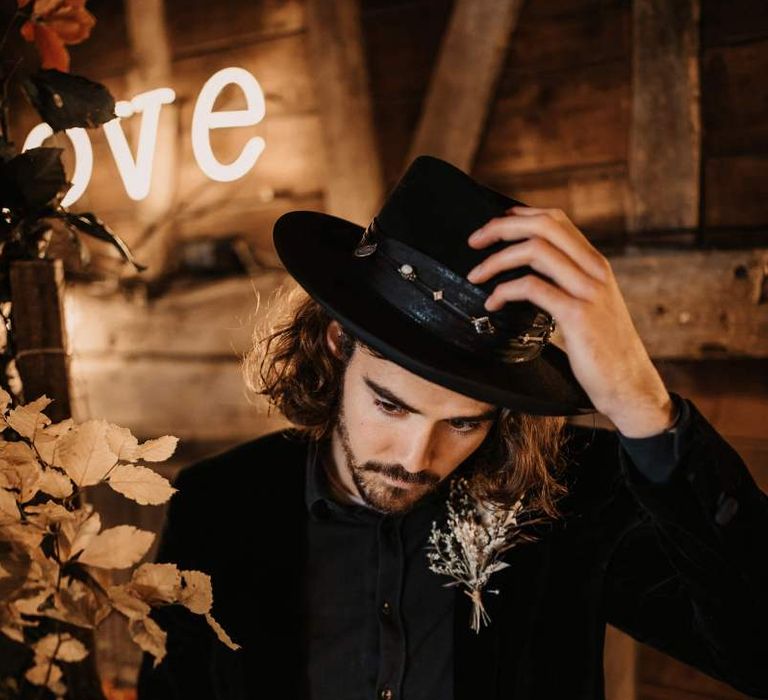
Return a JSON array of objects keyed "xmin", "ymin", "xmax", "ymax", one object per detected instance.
[{"xmin": 465, "ymin": 205, "xmax": 677, "ymax": 437}]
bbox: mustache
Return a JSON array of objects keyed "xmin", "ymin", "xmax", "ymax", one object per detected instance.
[{"xmin": 363, "ymin": 463, "xmax": 438, "ymax": 486}]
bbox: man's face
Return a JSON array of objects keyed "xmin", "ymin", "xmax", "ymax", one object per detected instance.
[{"xmin": 326, "ymin": 321, "xmax": 498, "ymax": 515}]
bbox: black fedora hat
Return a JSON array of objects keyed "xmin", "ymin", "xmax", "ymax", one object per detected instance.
[{"xmin": 272, "ymin": 155, "xmax": 596, "ymax": 416}]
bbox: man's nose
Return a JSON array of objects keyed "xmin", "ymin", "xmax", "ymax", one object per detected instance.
[{"xmin": 401, "ymin": 425, "xmax": 437, "ymax": 476}]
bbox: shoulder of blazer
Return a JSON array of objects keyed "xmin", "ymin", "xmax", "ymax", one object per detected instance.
[
  {"xmin": 168, "ymin": 427, "xmax": 312, "ymax": 518},
  {"xmin": 556, "ymin": 422, "xmax": 627, "ymax": 521}
]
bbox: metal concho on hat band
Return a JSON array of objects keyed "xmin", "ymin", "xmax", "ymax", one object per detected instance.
[{"xmin": 352, "ymin": 218, "xmax": 556, "ymax": 363}]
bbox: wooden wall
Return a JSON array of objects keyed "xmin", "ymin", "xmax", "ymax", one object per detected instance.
[{"xmin": 1, "ymin": 0, "xmax": 767, "ymax": 697}]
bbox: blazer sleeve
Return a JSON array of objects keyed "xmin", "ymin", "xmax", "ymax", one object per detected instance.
[
  {"xmin": 600, "ymin": 395, "xmax": 768, "ymax": 698},
  {"xmin": 135, "ymin": 464, "xmax": 218, "ymax": 700}
]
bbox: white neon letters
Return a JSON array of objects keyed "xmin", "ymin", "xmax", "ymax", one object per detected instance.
[
  {"xmin": 103, "ymin": 87, "xmax": 176, "ymax": 201},
  {"xmin": 21, "ymin": 67, "xmax": 266, "ymax": 206},
  {"xmin": 191, "ymin": 67, "xmax": 266, "ymax": 182}
]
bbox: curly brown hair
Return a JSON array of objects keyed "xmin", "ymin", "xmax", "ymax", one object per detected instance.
[{"xmin": 242, "ymin": 282, "xmax": 578, "ymax": 527}]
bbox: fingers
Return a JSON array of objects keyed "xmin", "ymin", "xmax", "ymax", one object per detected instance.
[
  {"xmin": 469, "ymin": 206, "xmax": 609, "ymax": 283},
  {"xmin": 484, "ymin": 273, "xmax": 576, "ymax": 318},
  {"xmin": 467, "ymin": 236, "xmax": 602, "ymax": 302}
]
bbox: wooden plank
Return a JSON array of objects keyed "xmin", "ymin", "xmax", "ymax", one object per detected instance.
[
  {"xmin": 170, "ymin": 33, "xmax": 317, "ymax": 116},
  {"xmin": 361, "ymin": 0, "xmax": 455, "ymax": 102},
  {"xmin": 70, "ymin": 354, "xmax": 290, "ymax": 441},
  {"xmin": 480, "ymin": 162, "xmax": 628, "ymax": 235},
  {"xmin": 166, "ymin": 0, "xmax": 304, "ymax": 60},
  {"xmin": 67, "ymin": 0, "xmax": 305, "ymax": 80},
  {"xmin": 10, "ymin": 260, "xmax": 73, "ymax": 422},
  {"xmin": 68, "ymin": 193, "xmax": 323, "ymax": 269},
  {"xmin": 474, "ymin": 59, "xmax": 630, "ymax": 177},
  {"xmin": 628, "ymin": 0, "xmax": 701, "ymax": 233},
  {"xmin": 64, "ymin": 246, "xmax": 768, "ymax": 373},
  {"xmin": 498, "ymin": 2, "xmax": 630, "ymax": 76},
  {"xmin": 704, "ymin": 156, "xmax": 768, "ymax": 229},
  {"xmin": 407, "ymin": 0, "xmax": 525, "ymax": 170},
  {"xmin": 65, "ymin": 274, "xmax": 289, "ymax": 357},
  {"xmin": 608, "ymin": 248, "xmax": 768, "ymax": 359},
  {"xmin": 305, "ymin": 0, "xmax": 384, "ymax": 224},
  {"xmin": 701, "ymin": 0, "xmax": 768, "ymax": 47},
  {"xmin": 702, "ymin": 40, "xmax": 768, "ymax": 157},
  {"xmin": 566, "ymin": 358, "xmax": 768, "ymax": 487}
]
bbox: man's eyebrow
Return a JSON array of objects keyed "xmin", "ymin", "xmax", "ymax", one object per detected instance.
[{"xmin": 363, "ymin": 375, "xmax": 498, "ymax": 422}]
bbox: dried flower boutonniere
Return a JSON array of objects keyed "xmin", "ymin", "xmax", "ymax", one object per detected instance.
[{"xmin": 426, "ymin": 474, "xmax": 546, "ymax": 633}]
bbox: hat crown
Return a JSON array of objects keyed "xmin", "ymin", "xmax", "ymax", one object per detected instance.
[{"xmin": 371, "ymin": 155, "xmax": 543, "ymax": 325}]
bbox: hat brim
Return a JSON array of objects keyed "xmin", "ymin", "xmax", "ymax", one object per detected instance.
[{"xmin": 273, "ymin": 210, "xmax": 596, "ymax": 416}]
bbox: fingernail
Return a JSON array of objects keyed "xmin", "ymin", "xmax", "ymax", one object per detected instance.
[{"xmin": 468, "ymin": 230, "xmax": 482, "ymax": 242}]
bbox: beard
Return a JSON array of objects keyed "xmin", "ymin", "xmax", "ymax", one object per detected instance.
[{"xmin": 332, "ymin": 401, "xmax": 443, "ymax": 515}]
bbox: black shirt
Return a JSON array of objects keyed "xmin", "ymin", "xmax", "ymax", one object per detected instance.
[{"xmin": 303, "ymin": 436, "xmax": 469, "ymax": 700}]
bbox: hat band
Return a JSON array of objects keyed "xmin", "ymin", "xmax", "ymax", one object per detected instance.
[{"xmin": 352, "ymin": 218, "xmax": 556, "ymax": 363}]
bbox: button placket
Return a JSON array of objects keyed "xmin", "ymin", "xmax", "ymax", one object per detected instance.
[{"xmin": 375, "ymin": 515, "xmax": 406, "ymax": 700}]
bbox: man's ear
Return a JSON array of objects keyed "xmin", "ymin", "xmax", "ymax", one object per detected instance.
[{"xmin": 326, "ymin": 320, "xmax": 344, "ymax": 359}]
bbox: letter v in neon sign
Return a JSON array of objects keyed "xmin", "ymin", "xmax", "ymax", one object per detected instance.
[{"xmin": 22, "ymin": 66, "xmax": 266, "ymax": 207}]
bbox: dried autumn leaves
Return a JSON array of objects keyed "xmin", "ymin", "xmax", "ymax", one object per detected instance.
[{"xmin": 0, "ymin": 390, "xmax": 239, "ymax": 698}]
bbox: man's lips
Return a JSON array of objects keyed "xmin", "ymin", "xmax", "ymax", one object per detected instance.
[{"xmin": 382, "ymin": 474, "xmax": 416, "ymax": 488}]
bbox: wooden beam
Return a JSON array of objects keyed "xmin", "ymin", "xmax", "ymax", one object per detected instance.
[
  {"xmin": 407, "ymin": 0, "xmax": 525, "ymax": 170},
  {"xmin": 122, "ymin": 0, "xmax": 179, "ymax": 279},
  {"xmin": 628, "ymin": 0, "xmax": 702, "ymax": 233},
  {"xmin": 605, "ymin": 247, "xmax": 768, "ymax": 359},
  {"xmin": 305, "ymin": 0, "xmax": 384, "ymax": 224}
]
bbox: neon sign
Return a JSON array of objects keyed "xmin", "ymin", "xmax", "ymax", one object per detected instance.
[{"xmin": 22, "ymin": 67, "xmax": 267, "ymax": 206}]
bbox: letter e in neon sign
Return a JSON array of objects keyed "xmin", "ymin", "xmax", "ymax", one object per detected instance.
[{"xmin": 191, "ymin": 67, "xmax": 266, "ymax": 182}]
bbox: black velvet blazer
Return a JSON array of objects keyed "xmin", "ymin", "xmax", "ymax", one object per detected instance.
[{"xmin": 136, "ymin": 399, "xmax": 768, "ymax": 700}]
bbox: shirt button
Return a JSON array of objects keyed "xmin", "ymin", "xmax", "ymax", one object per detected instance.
[
  {"xmin": 381, "ymin": 601, "xmax": 391, "ymax": 616},
  {"xmin": 380, "ymin": 688, "xmax": 393, "ymax": 700}
]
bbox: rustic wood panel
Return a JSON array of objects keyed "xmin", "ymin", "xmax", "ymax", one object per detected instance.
[
  {"xmin": 305, "ymin": 0, "xmax": 384, "ymax": 223},
  {"xmin": 702, "ymin": 40, "xmax": 768, "ymax": 157},
  {"xmin": 70, "ymin": 354, "xmax": 288, "ymax": 441},
  {"xmin": 166, "ymin": 0, "xmax": 304, "ymax": 60},
  {"xmin": 361, "ymin": 0, "xmax": 454, "ymax": 103},
  {"xmin": 407, "ymin": 0, "xmax": 524, "ymax": 169},
  {"xmin": 609, "ymin": 248, "xmax": 768, "ymax": 359},
  {"xmin": 518, "ymin": 0, "xmax": 626, "ymax": 16},
  {"xmin": 481, "ymin": 162, "xmax": 628, "ymax": 235},
  {"xmin": 474, "ymin": 59, "xmax": 630, "ymax": 178},
  {"xmin": 499, "ymin": 0, "xmax": 630, "ymax": 76},
  {"xmin": 65, "ymin": 274, "xmax": 286, "ymax": 357},
  {"xmin": 68, "ymin": 0, "xmax": 305, "ymax": 78},
  {"xmin": 171, "ymin": 32, "xmax": 317, "ymax": 116},
  {"xmin": 627, "ymin": 0, "xmax": 701, "ymax": 233},
  {"xmin": 704, "ymin": 156, "xmax": 768, "ymax": 229},
  {"xmin": 701, "ymin": 0, "xmax": 768, "ymax": 47}
]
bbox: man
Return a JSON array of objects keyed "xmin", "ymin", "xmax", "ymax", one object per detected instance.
[{"xmin": 137, "ymin": 155, "xmax": 768, "ymax": 699}]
